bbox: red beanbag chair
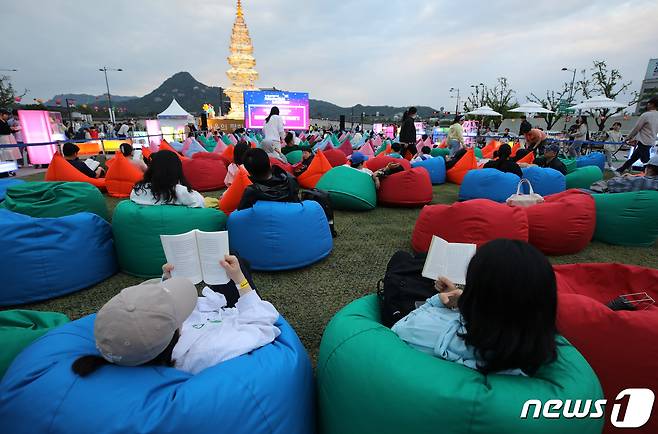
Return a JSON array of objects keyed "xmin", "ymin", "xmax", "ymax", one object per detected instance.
[
  {"xmin": 192, "ymin": 152, "xmax": 230, "ymax": 167},
  {"xmin": 182, "ymin": 157, "xmax": 228, "ymax": 192},
  {"xmin": 338, "ymin": 139, "xmax": 353, "ymax": 157},
  {"xmin": 365, "ymin": 155, "xmax": 412, "ymax": 172},
  {"xmin": 323, "ymin": 147, "xmax": 348, "ymax": 167},
  {"xmin": 219, "ymin": 168, "xmax": 252, "ymax": 215},
  {"xmin": 377, "ymin": 168, "xmax": 433, "ymax": 208},
  {"xmin": 270, "ymin": 157, "xmax": 293, "ymax": 174},
  {"xmin": 45, "ymin": 153, "xmax": 106, "ymax": 191},
  {"xmin": 105, "ymin": 153, "xmax": 143, "ymax": 198},
  {"xmin": 555, "ymin": 263, "xmax": 658, "ymax": 434},
  {"xmin": 411, "ymin": 199, "xmax": 529, "ymax": 252},
  {"xmin": 446, "ymin": 149, "xmax": 477, "ymax": 185},
  {"xmin": 297, "ymin": 150, "xmax": 332, "ymax": 189},
  {"xmin": 524, "ymin": 189, "xmax": 595, "ymax": 255},
  {"xmin": 222, "ymin": 145, "xmax": 235, "ymax": 163}
]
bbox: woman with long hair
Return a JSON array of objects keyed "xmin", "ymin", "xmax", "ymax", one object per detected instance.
[
  {"xmin": 130, "ymin": 150, "xmax": 205, "ymax": 207},
  {"xmin": 261, "ymin": 106, "xmax": 287, "ymax": 162},
  {"xmin": 399, "ymin": 106, "xmax": 418, "ymax": 157}
]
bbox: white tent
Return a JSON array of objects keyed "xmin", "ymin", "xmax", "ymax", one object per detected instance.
[
  {"xmin": 156, "ymin": 98, "xmax": 196, "ymax": 141},
  {"xmin": 568, "ymin": 96, "xmax": 627, "ymax": 111},
  {"xmin": 467, "ymin": 105, "xmax": 502, "ymax": 116},
  {"xmin": 509, "ymin": 102, "xmax": 554, "ymax": 115},
  {"xmin": 157, "ymin": 98, "xmax": 195, "ymax": 122}
]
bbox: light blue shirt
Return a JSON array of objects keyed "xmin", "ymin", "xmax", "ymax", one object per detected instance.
[
  {"xmin": 392, "ymin": 295, "xmax": 524, "ymax": 376},
  {"xmin": 388, "ymin": 152, "xmax": 403, "ymax": 159}
]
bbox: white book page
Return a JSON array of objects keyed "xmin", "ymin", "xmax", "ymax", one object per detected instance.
[
  {"xmin": 196, "ymin": 230, "xmax": 230, "ymax": 285},
  {"xmin": 422, "ymin": 236, "xmax": 448, "ymax": 281},
  {"xmin": 444, "ymin": 243, "xmax": 477, "ymax": 285},
  {"xmin": 160, "ymin": 230, "xmax": 203, "ymax": 284},
  {"xmin": 84, "ymin": 158, "xmax": 100, "ymax": 171}
]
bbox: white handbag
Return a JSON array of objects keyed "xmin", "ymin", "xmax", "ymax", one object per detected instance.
[{"xmin": 506, "ymin": 179, "xmax": 544, "ymax": 208}]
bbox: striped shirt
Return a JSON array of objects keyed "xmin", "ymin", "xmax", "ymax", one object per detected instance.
[{"xmin": 599, "ymin": 175, "xmax": 658, "ymax": 193}]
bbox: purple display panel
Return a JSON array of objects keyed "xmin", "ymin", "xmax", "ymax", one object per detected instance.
[
  {"xmin": 244, "ymin": 91, "xmax": 309, "ymax": 130},
  {"xmin": 18, "ymin": 110, "xmax": 58, "ymax": 165}
]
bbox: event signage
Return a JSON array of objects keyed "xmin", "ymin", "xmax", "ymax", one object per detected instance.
[{"xmin": 243, "ymin": 90, "xmax": 309, "ymax": 130}]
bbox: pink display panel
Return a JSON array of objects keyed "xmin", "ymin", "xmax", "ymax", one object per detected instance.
[
  {"xmin": 146, "ymin": 119, "xmax": 162, "ymax": 150},
  {"xmin": 18, "ymin": 110, "xmax": 58, "ymax": 165}
]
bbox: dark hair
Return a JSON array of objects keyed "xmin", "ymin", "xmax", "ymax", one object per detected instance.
[
  {"xmin": 233, "ymin": 141, "xmax": 250, "ymax": 166},
  {"xmin": 284, "ymin": 132, "xmax": 294, "ymax": 145},
  {"xmin": 243, "ymin": 148, "xmax": 272, "ymax": 180},
  {"xmin": 133, "ymin": 150, "xmax": 193, "ymax": 203},
  {"xmin": 421, "ymin": 146, "xmax": 431, "ymax": 154},
  {"xmin": 119, "ymin": 143, "xmax": 133, "ymax": 157},
  {"xmin": 265, "ymin": 106, "xmax": 280, "ymax": 124},
  {"xmin": 647, "ymin": 96, "xmax": 658, "ymax": 108},
  {"xmin": 0, "ymin": 109, "xmax": 9, "ymax": 116},
  {"xmin": 519, "ymin": 122, "xmax": 532, "ymax": 135},
  {"xmin": 12, "ymin": 109, "xmax": 18, "ymax": 116},
  {"xmin": 408, "ymin": 107, "xmax": 417, "ymax": 116},
  {"xmin": 62, "ymin": 142, "xmax": 80, "ymax": 157},
  {"xmin": 458, "ymin": 239, "xmax": 557, "ymax": 376},
  {"xmin": 578, "ymin": 116, "xmax": 588, "ymax": 127},
  {"xmin": 391, "ymin": 142, "xmax": 402, "ymax": 153},
  {"xmin": 494, "ymin": 143, "xmax": 512, "ymax": 160},
  {"xmin": 453, "ymin": 115, "xmax": 463, "ymax": 124},
  {"xmin": 72, "ymin": 330, "xmax": 180, "ymax": 377}
]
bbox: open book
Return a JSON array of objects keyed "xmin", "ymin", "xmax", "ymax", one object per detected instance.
[
  {"xmin": 84, "ymin": 158, "xmax": 101, "ymax": 171},
  {"xmin": 422, "ymin": 236, "xmax": 477, "ymax": 285},
  {"xmin": 160, "ymin": 230, "xmax": 230, "ymax": 285}
]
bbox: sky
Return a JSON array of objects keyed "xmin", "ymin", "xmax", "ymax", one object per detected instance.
[{"xmin": 5, "ymin": 0, "xmax": 658, "ymax": 109}]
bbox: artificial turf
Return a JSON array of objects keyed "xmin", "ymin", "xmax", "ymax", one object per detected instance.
[{"xmin": 8, "ymin": 172, "xmax": 658, "ymax": 364}]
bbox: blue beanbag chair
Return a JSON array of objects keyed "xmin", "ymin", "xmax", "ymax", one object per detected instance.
[
  {"xmin": 458, "ymin": 169, "xmax": 520, "ymax": 203},
  {"xmin": 521, "ymin": 166, "xmax": 566, "ymax": 196},
  {"xmin": 411, "ymin": 157, "xmax": 446, "ymax": 184},
  {"xmin": 0, "ymin": 314, "xmax": 315, "ymax": 434},
  {"xmin": 183, "ymin": 138, "xmax": 208, "ymax": 157},
  {"xmin": 228, "ymin": 201, "xmax": 333, "ymax": 271},
  {"xmin": 576, "ymin": 152, "xmax": 605, "ymax": 172},
  {"xmin": 0, "ymin": 178, "xmax": 24, "ymax": 201},
  {"xmin": 0, "ymin": 210, "xmax": 117, "ymax": 306},
  {"xmin": 169, "ymin": 141, "xmax": 184, "ymax": 152}
]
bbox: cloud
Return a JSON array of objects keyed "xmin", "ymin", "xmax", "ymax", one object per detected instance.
[{"xmin": 5, "ymin": 0, "xmax": 656, "ymax": 108}]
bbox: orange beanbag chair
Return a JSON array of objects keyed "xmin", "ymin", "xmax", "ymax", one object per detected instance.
[
  {"xmin": 297, "ymin": 150, "xmax": 332, "ymax": 189},
  {"xmin": 323, "ymin": 147, "xmax": 348, "ymax": 167},
  {"xmin": 481, "ymin": 141, "xmax": 501, "ymax": 159},
  {"xmin": 222, "ymin": 145, "xmax": 235, "ymax": 163},
  {"xmin": 183, "ymin": 157, "xmax": 228, "ymax": 192},
  {"xmin": 446, "ymin": 149, "xmax": 477, "ymax": 184},
  {"xmin": 510, "ymin": 142, "xmax": 520, "ymax": 157},
  {"xmin": 141, "ymin": 147, "xmax": 152, "ymax": 159},
  {"xmin": 439, "ymin": 138, "xmax": 447, "ymax": 149},
  {"xmin": 158, "ymin": 140, "xmax": 186, "ymax": 161},
  {"xmin": 411, "ymin": 199, "xmax": 529, "ymax": 252},
  {"xmin": 219, "ymin": 168, "xmax": 252, "ymax": 215},
  {"xmin": 45, "ymin": 153, "xmax": 106, "ymax": 191},
  {"xmin": 377, "ymin": 168, "xmax": 433, "ymax": 208},
  {"xmin": 365, "ymin": 155, "xmax": 412, "ymax": 172},
  {"xmin": 516, "ymin": 150, "xmax": 535, "ymax": 164},
  {"xmin": 105, "ymin": 153, "xmax": 143, "ymax": 198},
  {"xmin": 270, "ymin": 157, "xmax": 293, "ymax": 174}
]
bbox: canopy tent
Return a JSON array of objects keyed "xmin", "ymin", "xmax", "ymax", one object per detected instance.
[
  {"xmin": 568, "ymin": 97, "xmax": 627, "ymax": 111},
  {"xmin": 509, "ymin": 102, "xmax": 554, "ymax": 115},
  {"xmin": 156, "ymin": 98, "xmax": 196, "ymax": 142},
  {"xmin": 466, "ymin": 106, "xmax": 502, "ymax": 117}
]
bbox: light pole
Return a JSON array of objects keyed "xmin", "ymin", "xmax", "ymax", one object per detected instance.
[
  {"xmin": 0, "ymin": 69, "xmax": 18, "ymax": 72},
  {"xmin": 99, "ymin": 67, "xmax": 123, "ymax": 123},
  {"xmin": 449, "ymin": 87, "xmax": 461, "ymax": 114},
  {"xmin": 561, "ymin": 67, "xmax": 577, "ymax": 103},
  {"xmin": 470, "ymin": 82, "xmax": 485, "ymax": 105}
]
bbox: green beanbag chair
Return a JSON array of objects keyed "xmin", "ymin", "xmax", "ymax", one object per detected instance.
[
  {"xmin": 316, "ymin": 166, "xmax": 377, "ymax": 211},
  {"xmin": 112, "ymin": 200, "xmax": 228, "ymax": 277},
  {"xmin": 474, "ymin": 147, "xmax": 483, "ymax": 159},
  {"xmin": 285, "ymin": 150, "xmax": 303, "ymax": 165},
  {"xmin": 559, "ymin": 158, "xmax": 578, "ymax": 174},
  {"xmin": 0, "ymin": 310, "xmax": 69, "ymax": 378},
  {"xmin": 565, "ymin": 166, "xmax": 602, "ymax": 189},
  {"xmin": 593, "ymin": 190, "xmax": 658, "ymax": 246},
  {"xmin": 431, "ymin": 147, "xmax": 450, "ymax": 158},
  {"xmin": 1, "ymin": 181, "xmax": 108, "ymax": 220},
  {"xmin": 318, "ymin": 295, "xmax": 604, "ymax": 434}
]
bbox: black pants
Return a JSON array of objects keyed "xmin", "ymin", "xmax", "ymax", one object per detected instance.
[
  {"xmin": 619, "ymin": 143, "xmax": 651, "ymax": 172},
  {"xmin": 209, "ymin": 255, "xmax": 256, "ymax": 308}
]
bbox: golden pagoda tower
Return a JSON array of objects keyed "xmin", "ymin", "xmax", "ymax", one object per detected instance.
[{"xmin": 224, "ymin": 0, "xmax": 258, "ymax": 120}]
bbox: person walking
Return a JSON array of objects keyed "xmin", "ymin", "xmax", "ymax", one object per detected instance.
[
  {"xmin": 617, "ymin": 97, "xmax": 658, "ymax": 174},
  {"xmin": 399, "ymin": 107, "xmax": 417, "ymax": 158},
  {"xmin": 568, "ymin": 116, "xmax": 588, "ymax": 158},
  {"xmin": 447, "ymin": 115, "xmax": 465, "ymax": 157}
]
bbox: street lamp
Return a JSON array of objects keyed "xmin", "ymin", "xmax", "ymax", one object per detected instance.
[
  {"xmin": 99, "ymin": 67, "xmax": 123, "ymax": 123},
  {"xmin": 561, "ymin": 67, "xmax": 577, "ymax": 103},
  {"xmin": 449, "ymin": 87, "xmax": 461, "ymax": 114},
  {"xmin": 470, "ymin": 82, "xmax": 485, "ymax": 105},
  {"xmin": 0, "ymin": 69, "xmax": 18, "ymax": 72}
]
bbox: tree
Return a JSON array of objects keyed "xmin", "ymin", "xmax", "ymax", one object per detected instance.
[
  {"xmin": 464, "ymin": 77, "xmax": 517, "ymax": 129},
  {"xmin": 527, "ymin": 82, "xmax": 571, "ymax": 130},
  {"xmin": 576, "ymin": 60, "xmax": 639, "ymax": 131},
  {"xmin": 0, "ymin": 75, "xmax": 27, "ymax": 108}
]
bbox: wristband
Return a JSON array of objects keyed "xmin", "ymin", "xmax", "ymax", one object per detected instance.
[{"xmin": 239, "ymin": 279, "xmax": 250, "ymax": 289}]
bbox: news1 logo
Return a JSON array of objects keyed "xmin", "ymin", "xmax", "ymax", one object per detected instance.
[{"xmin": 520, "ymin": 389, "xmax": 655, "ymax": 428}]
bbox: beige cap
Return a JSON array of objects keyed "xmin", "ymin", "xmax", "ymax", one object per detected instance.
[{"xmin": 94, "ymin": 277, "xmax": 197, "ymax": 366}]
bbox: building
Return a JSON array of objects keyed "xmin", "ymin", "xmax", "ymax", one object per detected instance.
[{"xmin": 635, "ymin": 58, "xmax": 658, "ymax": 114}]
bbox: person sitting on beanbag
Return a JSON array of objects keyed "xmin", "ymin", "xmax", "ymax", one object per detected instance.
[
  {"xmin": 62, "ymin": 142, "xmax": 105, "ymax": 178},
  {"xmin": 238, "ymin": 148, "xmax": 299, "ymax": 210},
  {"xmin": 444, "ymin": 148, "xmax": 467, "ymax": 171},
  {"xmin": 388, "ymin": 142, "xmax": 404, "ymax": 159},
  {"xmin": 224, "ymin": 141, "xmax": 250, "ymax": 187},
  {"xmin": 411, "ymin": 146, "xmax": 432, "ymax": 163},
  {"xmin": 346, "ymin": 152, "xmax": 402, "ymax": 190},
  {"xmin": 483, "ymin": 143, "xmax": 523, "ymax": 177},
  {"xmin": 131, "ymin": 150, "xmax": 205, "ymax": 208},
  {"xmin": 393, "ymin": 239, "xmax": 558, "ymax": 376},
  {"xmin": 71, "ymin": 255, "xmax": 280, "ymax": 376},
  {"xmin": 119, "ymin": 143, "xmax": 147, "ymax": 173},
  {"xmin": 292, "ymin": 145, "xmax": 315, "ymax": 177},
  {"xmin": 529, "ymin": 142, "xmax": 567, "ymax": 175}
]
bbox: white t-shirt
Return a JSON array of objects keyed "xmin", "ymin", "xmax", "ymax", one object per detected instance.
[
  {"xmin": 117, "ymin": 124, "xmax": 130, "ymax": 136},
  {"xmin": 262, "ymin": 115, "xmax": 285, "ymax": 142},
  {"xmin": 130, "ymin": 184, "xmax": 205, "ymax": 208},
  {"xmin": 173, "ymin": 287, "xmax": 280, "ymax": 374}
]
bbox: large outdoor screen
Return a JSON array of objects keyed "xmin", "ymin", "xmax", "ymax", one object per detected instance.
[{"xmin": 244, "ymin": 90, "xmax": 309, "ymax": 130}]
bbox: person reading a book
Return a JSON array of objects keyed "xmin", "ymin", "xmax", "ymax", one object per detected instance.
[
  {"xmin": 119, "ymin": 142, "xmax": 147, "ymax": 173},
  {"xmin": 71, "ymin": 255, "xmax": 280, "ymax": 376},
  {"xmin": 393, "ymin": 239, "xmax": 558, "ymax": 376},
  {"xmin": 224, "ymin": 141, "xmax": 250, "ymax": 187},
  {"xmin": 347, "ymin": 152, "xmax": 402, "ymax": 190},
  {"xmin": 292, "ymin": 145, "xmax": 314, "ymax": 177},
  {"xmin": 483, "ymin": 143, "xmax": 523, "ymax": 177},
  {"xmin": 238, "ymin": 148, "xmax": 299, "ymax": 210},
  {"xmin": 62, "ymin": 142, "xmax": 105, "ymax": 178},
  {"xmin": 131, "ymin": 150, "xmax": 205, "ymax": 208}
]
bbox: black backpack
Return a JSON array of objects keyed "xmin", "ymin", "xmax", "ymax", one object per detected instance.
[
  {"xmin": 300, "ymin": 188, "xmax": 336, "ymax": 236},
  {"xmin": 377, "ymin": 250, "xmax": 437, "ymax": 327}
]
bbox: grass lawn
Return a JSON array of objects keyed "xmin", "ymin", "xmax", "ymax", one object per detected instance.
[{"xmin": 9, "ymin": 172, "xmax": 658, "ymax": 364}]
